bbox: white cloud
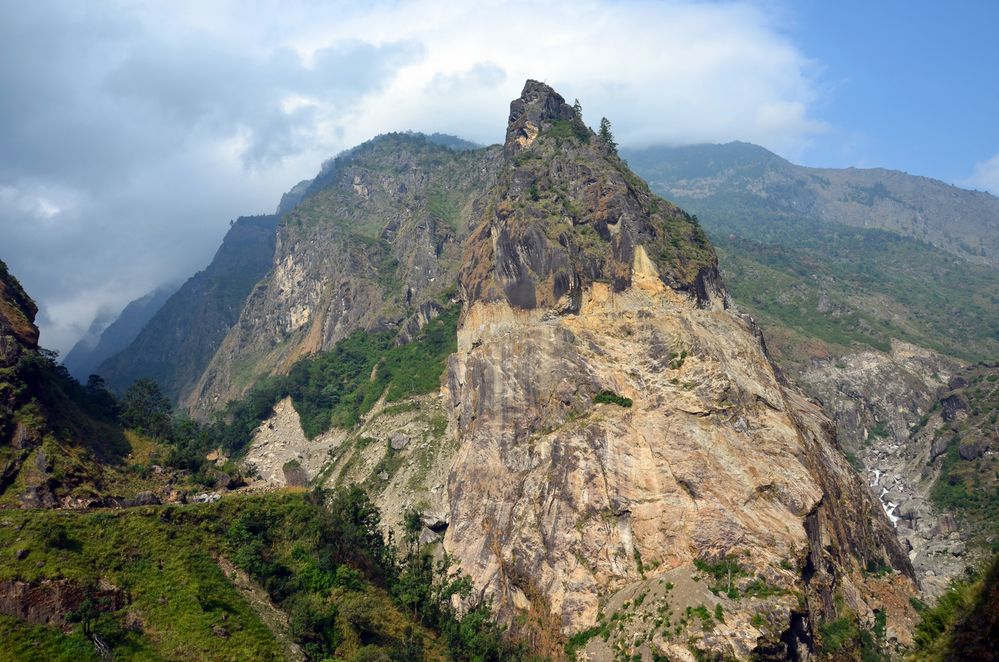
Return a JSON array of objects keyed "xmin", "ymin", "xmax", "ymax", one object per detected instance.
[
  {"xmin": 0, "ymin": 0, "xmax": 828, "ymax": 353},
  {"xmin": 965, "ymin": 150, "xmax": 999, "ymax": 195}
]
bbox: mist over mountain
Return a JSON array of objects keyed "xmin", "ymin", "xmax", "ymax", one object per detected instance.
[
  {"xmin": 96, "ymin": 214, "xmax": 279, "ymax": 402},
  {"xmin": 62, "ymin": 283, "xmax": 178, "ymax": 381}
]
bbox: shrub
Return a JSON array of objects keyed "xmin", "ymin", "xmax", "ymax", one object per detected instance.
[{"xmin": 594, "ymin": 390, "xmax": 633, "ymax": 408}]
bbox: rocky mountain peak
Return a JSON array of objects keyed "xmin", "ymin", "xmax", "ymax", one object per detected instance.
[
  {"xmin": 463, "ymin": 80, "xmax": 720, "ymax": 315},
  {"xmin": 504, "ymin": 79, "xmax": 577, "ymax": 156}
]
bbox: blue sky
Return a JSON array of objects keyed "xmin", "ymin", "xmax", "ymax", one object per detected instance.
[
  {"xmin": 787, "ymin": 1, "xmax": 999, "ymax": 187},
  {"xmin": 1, "ymin": 0, "xmax": 997, "ymax": 352}
]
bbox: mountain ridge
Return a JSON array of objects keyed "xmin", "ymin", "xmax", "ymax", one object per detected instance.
[
  {"xmin": 623, "ymin": 141, "xmax": 999, "ymax": 267},
  {"xmin": 63, "ymin": 283, "xmax": 179, "ymax": 381}
]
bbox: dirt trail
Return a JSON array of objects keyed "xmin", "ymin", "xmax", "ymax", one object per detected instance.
[{"xmin": 216, "ymin": 555, "xmax": 304, "ymax": 661}]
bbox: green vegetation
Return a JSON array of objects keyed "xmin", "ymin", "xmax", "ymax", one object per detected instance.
[
  {"xmin": 706, "ymin": 219, "xmax": 997, "ymax": 367},
  {"xmin": 427, "ymin": 188, "xmax": 461, "ymax": 230},
  {"xmin": 598, "ymin": 117, "xmax": 617, "ymax": 153},
  {"xmin": 161, "ymin": 304, "xmax": 460, "ymax": 474},
  {"xmin": 626, "ymin": 147, "xmax": 999, "ymax": 367},
  {"xmin": 0, "ymin": 488, "xmax": 528, "ymax": 661},
  {"xmin": 694, "ymin": 556, "xmax": 747, "ymax": 599},
  {"xmin": 910, "ymin": 554, "xmax": 999, "ymax": 661},
  {"xmin": 594, "ymin": 390, "xmax": 633, "ymax": 408},
  {"xmin": 928, "ymin": 369, "xmax": 999, "ymax": 542},
  {"xmin": 564, "ymin": 623, "xmax": 610, "ymax": 658},
  {"xmin": 545, "ymin": 119, "xmax": 590, "ymax": 144},
  {"xmin": 0, "ymin": 301, "xmax": 460, "ymax": 501},
  {"xmin": 816, "ymin": 613, "xmax": 886, "ymax": 661}
]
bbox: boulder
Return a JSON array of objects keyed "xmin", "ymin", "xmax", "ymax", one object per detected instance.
[
  {"xmin": 389, "ymin": 433, "xmax": 410, "ymax": 451},
  {"xmin": 958, "ymin": 440, "xmax": 983, "ymax": 461},
  {"xmin": 947, "ymin": 376, "xmax": 968, "ymax": 390},
  {"xmin": 930, "ymin": 437, "xmax": 950, "ymax": 462},
  {"xmin": 940, "ymin": 394, "xmax": 967, "ymax": 422},
  {"xmin": 122, "ymin": 491, "xmax": 161, "ymax": 507},
  {"xmin": 933, "ymin": 514, "xmax": 959, "ymax": 536},
  {"xmin": 418, "ymin": 527, "xmax": 441, "ymax": 546}
]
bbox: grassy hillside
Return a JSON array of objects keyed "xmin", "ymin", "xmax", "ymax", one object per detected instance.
[
  {"xmin": 713, "ymin": 224, "xmax": 999, "ymax": 368},
  {"xmin": 0, "ymin": 489, "xmax": 527, "ymax": 661}
]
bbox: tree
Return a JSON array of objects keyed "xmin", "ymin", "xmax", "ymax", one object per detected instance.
[
  {"xmin": 84, "ymin": 374, "xmax": 120, "ymax": 419},
  {"xmin": 572, "ymin": 98, "xmax": 582, "ymax": 118},
  {"xmin": 598, "ymin": 117, "xmax": 617, "ymax": 153},
  {"xmin": 120, "ymin": 378, "xmax": 172, "ymax": 438}
]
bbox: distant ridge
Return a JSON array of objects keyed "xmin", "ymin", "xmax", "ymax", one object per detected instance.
[{"xmin": 63, "ymin": 283, "xmax": 178, "ymax": 380}]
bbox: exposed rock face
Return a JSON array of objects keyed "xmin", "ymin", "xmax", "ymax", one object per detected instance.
[
  {"xmin": 505, "ymin": 80, "xmax": 577, "ymax": 156},
  {"xmin": 188, "ymin": 136, "xmax": 502, "ymax": 416},
  {"xmin": 440, "ymin": 82, "xmax": 915, "ymax": 658},
  {"xmin": 801, "ymin": 344, "xmax": 997, "ymax": 597},
  {"xmin": 0, "ymin": 260, "xmax": 38, "ymax": 366},
  {"xmin": 0, "ymin": 579, "xmax": 124, "ymax": 627}
]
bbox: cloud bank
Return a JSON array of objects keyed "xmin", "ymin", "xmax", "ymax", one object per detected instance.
[
  {"xmin": 966, "ymin": 151, "xmax": 999, "ymax": 195},
  {"xmin": 0, "ymin": 0, "xmax": 827, "ymax": 353}
]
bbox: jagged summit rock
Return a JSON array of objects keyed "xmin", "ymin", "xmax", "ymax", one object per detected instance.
[
  {"xmin": 443, "ymin": 81, "xmax": 916, "ymax": 658},
  {"xmin": 463, "ymin": 79, "xmax": 719, "ymax": 314},
  {"xmin": 505, "ymin": 79, "xmax": 578, "ymax": 155}
]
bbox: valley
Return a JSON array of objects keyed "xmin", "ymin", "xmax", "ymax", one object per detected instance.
[{"xmin": 1, "ymin": 82, "xmax": 996, "ymax": 662}]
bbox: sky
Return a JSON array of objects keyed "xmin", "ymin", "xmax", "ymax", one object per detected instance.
[{"xmin": 1, "ymin": 0, "xmax": 997, "ymax": 354}]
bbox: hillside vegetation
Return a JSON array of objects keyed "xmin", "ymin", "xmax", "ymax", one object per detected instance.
[
  {"xmin": 0, "ymin": 489, "xmax": 526, "ymax": 661},
  {"xmin": 624, "ymin": 143, "xmax": 999, "ymax": 371}
]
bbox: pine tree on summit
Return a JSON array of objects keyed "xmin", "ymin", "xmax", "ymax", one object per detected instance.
[{"xmin": 598, "ymin": 116, "xmax": 617, "ymax": 153}]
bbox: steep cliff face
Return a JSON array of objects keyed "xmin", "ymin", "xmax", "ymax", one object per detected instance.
[
  {"xmin": 98, "ymin": 214, "xmax": 278, "ymax": 402},
  {"xmin": 188, "ymin": 135, "xmax": 502, "ymax": 416},
  {"xmin": 0, "ymin": 260, "xmax": 39, "ymax": 358},
  {"xmin": 442, "ymin": 82, "xmax": 915, "ymax": 658}
]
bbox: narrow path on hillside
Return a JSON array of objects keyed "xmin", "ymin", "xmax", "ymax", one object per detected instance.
[{"xmin": 216, "ymin": 555, "xmax": 304, "ymax": 662}]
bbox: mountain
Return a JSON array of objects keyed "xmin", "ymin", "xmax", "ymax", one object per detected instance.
[
  {"xmin": 6, "ymin": 84, "xmax": 970, "ymax": 660},
  {"xmin": 203, "ymin": 81, "xmax": 917, "ymax": 659},
  {"xmin": 96, "ymin": 214, "xmax": 279, "ymax": 402},
  {"xmin": 622, "ymin": 143, "xmax": 999, "ymax": 370},
  {"xmin": 624, "ymin": 142, "xmax": 999, "ymax": 266},
  {"xmin": 62, "ymin": 283, "xmax": 178, "ymax": 381},
  {"xmin": 624, "ymin": 142, "xmax": 999, "ymax": 606},
  {"xmin": 185, "ymin": 134, "xmax": 502, "ymax": 416},
  {"xmin": 2, "ymin": 260, "xmax": 521, "ymax": 661}
]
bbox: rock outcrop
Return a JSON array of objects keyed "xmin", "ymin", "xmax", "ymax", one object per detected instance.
[
  {"xmin": 441, "ymin": 82, "xmax": 915, "ymax": 658},
  {"xmin": 1, "ymin": 260, "xmax": 40, "ymax": 449},
  {"xmin": 0, "ymin": 259, "xmax": 39, "ymax": 365}
]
